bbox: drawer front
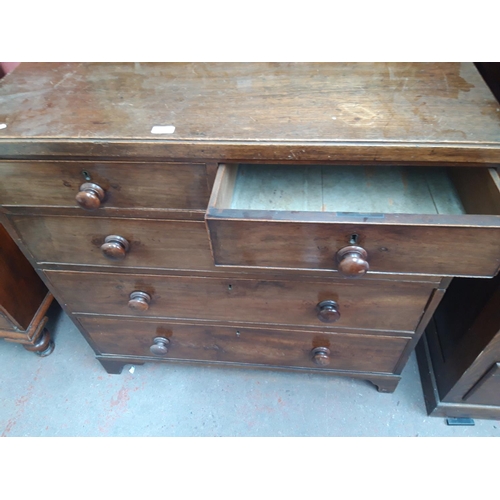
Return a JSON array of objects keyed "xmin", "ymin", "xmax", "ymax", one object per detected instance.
[
  {"xmin": 48, "ymin": 271, "xmax": 434, "ymax": 332},
  {"xmin": 78, "ymin": 316, "xmax": 411, "ymax": 374},
  {"xmin": 0, "ymin": 161, "xmax": 209, "ymax": 212},
  {"xmin": 206, "ymin": 164, "xmax": 500, "ymax": 277},
  {"xmin": 10, "ymin": 216, "xmax": 215, "ymax": 271},
  {"xmin": 207, "ymin": 220, "xmax": 500, "ymax": 277}
]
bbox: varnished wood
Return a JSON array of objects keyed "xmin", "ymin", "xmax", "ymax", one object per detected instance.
[
  {"xmin": 0, "ymin": 211, "xmax": 445, "ymax": 284},
  {"xmin": 0, "ymin": 223, "xmax": 50, "ymax": 329},
  {"xmin": 100, "ymin": 235, "xmax": 130, "ymax": 260},
  {"xmin": 207, "ymin": 218, "xmax": 500, "ymax": 278},
  {"xmin": 9, "ymin": 215, "xmax": 216, "ymax": 271},
  {"xmin": 47, "ymin": 270, "xmax": 434, "ymax": 333},
  {"xmin": 2, "ymin": 63, "xmax": 500, "ymax": 389},
  {"xmin": 22, "ymin": 327, "xmax": 54, "ymax": 357},
  {"xmin": 0, "ymin": 161, "xmax": 210, "ymax": 213},
  {"xmin": 95, "ymin": 352, "xmax": 402, "ymax": 390},
  {"xmin": 1, "ymin": 63, "xmax": 499, "ymax": 163},
  {"xmin": 75, "ymin": 182, "xmax": 105, "ymax": 210},
  {"xmin": 77, "ymin": 316, "xmax": 411, "ymax": 374},
  {"xmin": 316, "ymin": 300, "xmax": 341, "ymax": 323},
  {"xmin": 417, "ymin": 334, "xmax": 500, "ymax": 419},
  {"xmin": 207, "ymin": 164, "xmax": 500, "ymax": 277},
  {"xmin": 417, "ymin": 274, "xmax": 500, "ymax": 418},
  {"xmin": 370, "ymin": 378, "xmax": 401, "ymax": 393},
  {"xmin": 463, "ymin": 363, "xmax": 500, "ymax": 405},
  {"xmin": 336, "ymin": 246, "xmax": 369, "ymax": 278}
]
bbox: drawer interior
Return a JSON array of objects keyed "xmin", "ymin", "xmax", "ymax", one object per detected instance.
[{"xmin": 215, "ymin": 164, "xmax": 500, "ymax": 216}]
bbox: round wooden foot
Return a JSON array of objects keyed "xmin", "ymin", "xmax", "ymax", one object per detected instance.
[{"xmin": 23, "ymin": 328, "xmax": 55, "ymax": 357}]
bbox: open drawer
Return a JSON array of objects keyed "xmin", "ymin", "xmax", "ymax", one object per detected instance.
[{"xmin": 205, "ymin": 164, "xmax": 500, "ymax": 278}]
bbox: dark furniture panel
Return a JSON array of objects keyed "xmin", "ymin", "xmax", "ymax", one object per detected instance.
[
  {"xmin": 0, "ymin": 223, "xmax": 54, "ymax": 355},
  {"xmin": 417, "ymin": 274, "xmax": 500, "ymax": 419}
]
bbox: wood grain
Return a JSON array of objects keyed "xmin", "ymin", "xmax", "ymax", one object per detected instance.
[
  {"xmin": 206, "ymin": 218, "xmax": 500, "ymax": 278},
  {"xmin": 0, "ymin": 161, "xmax": 209, "ymax": 211},
  {"xmin": 9, "ymin": 215, "xmax": 216, "ymax": 271},
  {"xmin": 230, "ymin": 164, "xmax": 466, "ymax": 214},
  {"xmin": 207, "ymin": 164, "xmax": 500, "ymax": 277},
  {"xmin": 1, "ymin": 63, "xmax": 499, "ymax": 163},
  {"xmin": 77, "ymin": 316, "xmax": 411, "ymax": 374},
  {"xmin": 46, "ymin": 271, "xmax": 434, "ymax": 332},
  {"xmin": 0, "ymin": 223, "xmax": 48, "ymax": 330}
]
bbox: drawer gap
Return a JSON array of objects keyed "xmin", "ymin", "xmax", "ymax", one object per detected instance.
[{"xmin": 224, "ymin": 164, "xmax": 500, "ymax": 216}]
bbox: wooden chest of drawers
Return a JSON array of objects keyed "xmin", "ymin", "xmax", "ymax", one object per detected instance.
[{"xmin": 1, "ymin": 63, "xmax": 499, "ymax": 393}]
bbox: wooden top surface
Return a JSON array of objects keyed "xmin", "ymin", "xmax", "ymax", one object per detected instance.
[{"xmin": 1, "ymin": 62, "xmax": 500, "ymax": 162}]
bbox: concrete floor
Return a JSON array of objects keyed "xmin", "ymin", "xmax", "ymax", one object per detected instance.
[{"xmin": 1, "ymin": 302, "xmax": 500, "ymax": 437}]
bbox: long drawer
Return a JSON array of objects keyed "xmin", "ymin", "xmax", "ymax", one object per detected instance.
[
  {"xmin": 78, "ymin": 316, "xmax": 412, "ymax": 374},
  {"xmin": 0, "ymin": 160, "xmax": 210, "ymax": 213},
  {"xmin": 9, "ymin": 216, "xmax": 215, "ymax": 271},
  {"xmin": 206, "ymin": 164, "xmax": 500, "ymax": 277},
  {"xmin": 47, "ymin": 271, "xmax": 434, "ymax": 332}
]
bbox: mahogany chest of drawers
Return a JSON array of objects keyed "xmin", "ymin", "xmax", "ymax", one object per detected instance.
[{"xmin": 1, "ymin": 63, "xmax": 499, "ymax": 393}]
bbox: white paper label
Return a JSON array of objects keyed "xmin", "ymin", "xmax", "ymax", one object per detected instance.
[
  {"xmin": 0, "ymin": 124, "xmax": 7, "ymax": 130},
  {"xmin": 151, "ymin": 125, "xmax": 175, "ymax": 134}
]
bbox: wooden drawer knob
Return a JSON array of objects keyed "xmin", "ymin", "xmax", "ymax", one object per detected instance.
[
  {"xmin": 75, "ymin": 182, "xmax": 105, "ymax": 210},
  {"xmin": 128, "ymin": 291, "xmax": 151, "ymax": 311},
  {"xmin": 336, "ymin": 245, "xmax": 369, "ymax": 278},
  {"xmin": 316, "ymin": 300, "xmax": 340, "ymax": 323},
  {"xmin": 101, "ymin": 235, "xmax": 130, "ymax": 260},
  {"xmin": 312, "ymin": 347, "xmax": 331, "ymax": 366},
  {"xmin": 150, "ymin": 337, "xmax": 170, "ymax": 356}
]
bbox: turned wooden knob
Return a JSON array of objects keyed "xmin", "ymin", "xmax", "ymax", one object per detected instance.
[
  {"xmin": 336, "ymin": 245, "xmax": 369, "ymax": 277},
  {"xmin": 101, "ymin": 235, "xmax": 130, "ymax": 260},
  {"xmin": 75, "ymin": 182, "xmax": 105, "ymax": 210},
  {"xmin": 312, "ymin": 347, "xmax": 331, "ymax": 366},
  {"xmin": 128, "ymin": 291, "xmax": 151, "ymax": 311},
  {"xmin": 150, "ymin": 337, "xmax": 170, "ymax": 356},
  {"xmin": 316, "ymin": 300, "xmax": 340, "ymax": 323}
]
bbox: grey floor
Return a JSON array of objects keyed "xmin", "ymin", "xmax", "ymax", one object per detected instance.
[{"xmin": 1, "ymin": 302, "xmax": 499, "ymax": 437}]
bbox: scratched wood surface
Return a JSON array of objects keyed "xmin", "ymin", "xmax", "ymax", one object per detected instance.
[
  {"xmin": 77, "ymin": 316, "xmax": 411, "ymax": 374},
  {"xmin": 0, "ymin": 63, "xmax": 499, "ymax": 163},
  {"xmin": 46, "ymin": 270, "xmax": 434, "ymax": 333}
]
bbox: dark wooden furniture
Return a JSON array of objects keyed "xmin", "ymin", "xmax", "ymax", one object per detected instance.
[
  {"xmin": 0, "ymin": 223, "xmax": 54, "ymax": 355},
  {"xmin": 0, "ymin": 63, "xmax": 499, "ymax": 392},
  {"xmin": 417, "ymin": 274, "xmax": 500, "ymax": 419}
]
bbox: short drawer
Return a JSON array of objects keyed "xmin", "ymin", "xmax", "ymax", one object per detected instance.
[
  {"xmin": 206, "ymin": 164, "xmax": 500, "ymax": 277},
  {"xmin": 9, "ymin": 215, "xmax": 215, "ymax": 271},
  {"xmin": 0, "ymin": 160, "xmax": 210, "ymax": 213},
  {"xmin": 77, "ymin": 316, "xmax": 411, "ymax": 374},
  {"xmin": 47, "ymin": 271, "xmax": 435, "ymax": 332}
]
